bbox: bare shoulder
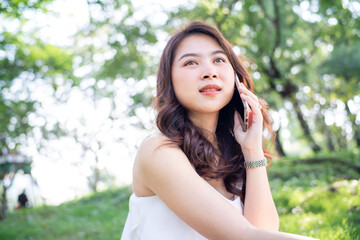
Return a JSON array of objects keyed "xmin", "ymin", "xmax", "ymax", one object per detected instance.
[
  {"xmin": 133, "ymin": 133, "xmax": 189, "ymax": 196},
  {"xmin": 136, "ymin": 133, "xmax": 182, "ymax": 163},
  {"xmin": 139, "ymin": 133, "xmax": 173, "ymax": 152}
]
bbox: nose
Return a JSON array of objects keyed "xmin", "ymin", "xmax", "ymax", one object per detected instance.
[{"xmin": 201, "ymin": 70, "xmax": 218, "ymax": 80}]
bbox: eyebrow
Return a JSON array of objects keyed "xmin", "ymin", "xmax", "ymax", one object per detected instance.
[{"xmin": 177, "ymin": 50, "xmax": 226, "ymax": 62}]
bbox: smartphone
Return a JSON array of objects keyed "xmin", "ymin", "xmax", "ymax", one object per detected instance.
[{"xmin": 234, "ymin": 74, "xmax": 249, "ymax": 132}]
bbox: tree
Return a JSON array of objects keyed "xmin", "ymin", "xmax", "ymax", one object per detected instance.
[
  {"xmin": 319, "ymin": 37, "xmax": 360, "ymax": 148},
  {"xmin": 59, "ymin": 0, "xmax": 160, "ymax": 191},
  {"xmin": 0, "ymin": 0, "xmax": 76, "ymax": 218}
]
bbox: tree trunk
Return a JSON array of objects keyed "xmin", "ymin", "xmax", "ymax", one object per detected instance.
[
  {"xmin": 94, "ymin": 167, "xmax": 100, "ymax": 192},
  {"xmin": 88, "ymin": 166, "xmax": 100, "ymax": 192},
  {"xmin": 318, "ymin": 113, "xmax": 335, "ymax": 151},
  {"xmin": 324, "ymin": 124, "xmax": 335, "ymax": 151},
  {"xmin": 0, "ymin": 185, "xmax": 7, "ymax": 220},
  {"xmin": 275, "ymin": 128, "xmax": 286, "ymax": 157},
  {"xmin": 345, "ymin": 101, "xmax": 360, "ymax": 147},
  {"xmin": 290, "ymin": 95, "xmax": 321, "ymax": 153}
]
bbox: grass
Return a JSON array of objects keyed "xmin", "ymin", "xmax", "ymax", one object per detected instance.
[
  {"xmin": 0, "ymin": 187, "xmax": 132, "ymax": 240},
  {"xmin": 268, "ymin": 149, "xmax": 360, "ymax": 239},
  {"xmin": 0, "ymin": 149, "xmax": 359, "ymax": 239}
]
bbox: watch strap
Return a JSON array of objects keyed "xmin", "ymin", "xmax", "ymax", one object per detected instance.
[{"xmin": 244, "ymin": 157, "xmax": 267, "ymax": 169}]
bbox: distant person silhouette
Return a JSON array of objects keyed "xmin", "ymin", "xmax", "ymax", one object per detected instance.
[{"xmin": 16, "ymin": 190, "xmax": 29, "ymax": 209}]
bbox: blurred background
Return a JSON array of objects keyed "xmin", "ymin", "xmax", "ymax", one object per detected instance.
[{"xmin": 0, "ymin": 0, "xmax": 359, "ymax": 239}]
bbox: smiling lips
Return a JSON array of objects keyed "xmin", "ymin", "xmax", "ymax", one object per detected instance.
[{"xmin": 199, "ymin": 84, "xmax": 221, "ymax": 95}]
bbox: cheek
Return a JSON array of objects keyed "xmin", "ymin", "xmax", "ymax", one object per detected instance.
[
  {"xmin": 171, "ymin": 72, "xmax": 187, "ymax": 103},
  {"xmin": 171, "ymin": 71, "xmax": 182, "ymax": 94},
  {"xmin": 223, "ymin": 77, "xmax": 235, "ymax": 103},
  {"xmin": 172, "ymin": 70, "xmax": 195, "ymax": 93},
  {"xmin": 224, "ymin": 73, "xmax": 235, "ymax": 92}
]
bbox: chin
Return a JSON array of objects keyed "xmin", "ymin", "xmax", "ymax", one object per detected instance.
[{"xmin": 193, "ymin": 105, "xmax": 227, "ymax": 114}]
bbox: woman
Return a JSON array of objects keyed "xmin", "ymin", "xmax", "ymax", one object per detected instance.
[{"xmin": 121, "ymin": 21, "xmax": 317, "ymax": 240}]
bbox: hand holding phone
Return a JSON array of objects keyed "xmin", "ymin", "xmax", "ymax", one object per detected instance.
[{"xmin": 234, "ymin": 74, "xmax": 249, "ymax": 132}]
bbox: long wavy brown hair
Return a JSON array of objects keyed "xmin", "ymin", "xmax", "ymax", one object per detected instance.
[{"xmin": 155, "ymin": 21, "xmax": 274, "ymax": 201}]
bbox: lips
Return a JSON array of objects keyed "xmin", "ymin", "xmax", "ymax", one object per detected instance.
[{"xmin": 199, "ymin": 84, "xmax": 221, "ymax": 92}]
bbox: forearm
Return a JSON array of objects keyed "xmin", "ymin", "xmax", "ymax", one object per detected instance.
[{"xmin": 243, "ymin": 149, "xmax": 279, "ymax": 230}]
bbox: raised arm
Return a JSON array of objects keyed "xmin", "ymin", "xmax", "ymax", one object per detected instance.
[
  {"xmin": 234, "ymin": 81, "xmax": 279, "ymax": 230},
  {"xmin": 133, "ymin": 135, "xmax": 318, "ymax": 240}
]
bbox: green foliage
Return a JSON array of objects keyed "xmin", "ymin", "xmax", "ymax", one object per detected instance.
[
  {"xmin": 0, "ymin": 99, "xmax": 35, "ymax": 151},
  {"xmin": 321, "ymin": 41, "xmax": 360, "ymax": 80},
  {"xmin": 0, "ymin": 0, "xmax": 76, "ymax": 154},
  {"xmin": 75, "ymin": 0, "xmax": 158, "ymax": 82},
  {"xmin": 0, "ymin": 30, "xmax": 75, "ymax": 87},
  {"xmin": 0, "ymin": 0, "xmax": 52, "ymax": 18}
]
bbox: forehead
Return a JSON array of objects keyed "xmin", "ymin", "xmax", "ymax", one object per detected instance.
[{"xmin": 175, "ymin": 34, "xmax": 224, "ymax": 56}]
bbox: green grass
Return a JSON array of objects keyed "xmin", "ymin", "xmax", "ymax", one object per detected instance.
[
  {"xmin": 0, "ymin": 187, "xmax": 132, "ymax": 240},
  {"xmin": 268, "ymin": 149, "xmax": 360, "ymax": 240},
  {"xmin": 0, "ymin": 150, "xmax": 359, "ymax": 240}
]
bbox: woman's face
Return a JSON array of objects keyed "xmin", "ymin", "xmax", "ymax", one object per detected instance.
[{"xmin": 171, "ymin": 34, "xmax": 235, "ymax": 116}]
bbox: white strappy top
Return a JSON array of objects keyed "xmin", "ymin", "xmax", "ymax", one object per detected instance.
[{"xmin": 121, "ymin": 182, "xmax": 243, "ymax": 240}]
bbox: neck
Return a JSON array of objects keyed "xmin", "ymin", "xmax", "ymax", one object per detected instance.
[{"xmin": 188, "ymin": 111, "xmax": 219, "ymax": 143}]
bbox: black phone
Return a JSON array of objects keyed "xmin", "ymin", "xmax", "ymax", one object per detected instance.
[{"xmin": 234, "ymin": 74, "xmax": 249, "ymax": 132}]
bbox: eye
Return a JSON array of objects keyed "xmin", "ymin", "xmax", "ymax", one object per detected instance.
[
  {"xmin": 184, "ymin": 60, "xmax": 197, "ymax": 66},
  {"xmin": 214, "ymin": 57, "xmax": 226, "ymax": 63}
]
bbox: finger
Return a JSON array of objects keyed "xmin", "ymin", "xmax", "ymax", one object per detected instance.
[
  {"xmin": 233, "ymin": 111, "xmax": 246, "ymax": 138},
  {"xmin": 248, "ymin": 111, "xmax": 254, "ymax": 128},
  {"xmin": 237, "ymin": 82, "xmax": 259, "ymax": 102},
  {"xmin": 241, "ymin": 94, "xmax": 262, "ymax": 116}
]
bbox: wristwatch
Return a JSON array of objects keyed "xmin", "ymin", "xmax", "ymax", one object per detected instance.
[{"xmin": 244, "ymin": 157, "xmax": 267, "ymax": 169}]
